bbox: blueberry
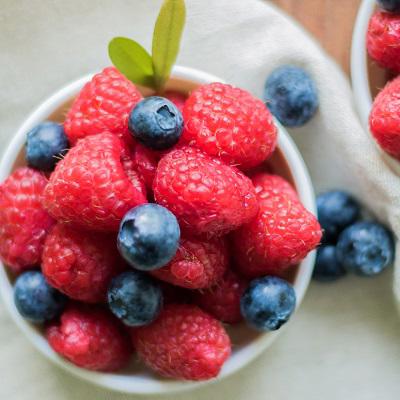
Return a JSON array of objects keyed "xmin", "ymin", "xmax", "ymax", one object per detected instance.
[
  {"xmin": 25, "ymin": 122, "xmax": 69, "ymax": 171},
  {"xmin": 14, "ymin": 271, "xmax": 67, "ymax": 323},
  {"xmin": 240, "ymin": 276, "xmax": 296, "ymax": 331},
  {"xmin": 313, "ymin": 245, "xmax": 346, "ymax": 282},
  {"xmin": 128, "ymin": 96, "xmax": 183, "ymax": 150},
  {"xmin": 317, "ymin": 190, "xmax": 361, "ymax": 243},
  {"xmin": 264, "ymin": 65, "xmax": 318, "ymax": 127},
  {"xmin": 117, "ymin": 204, "xmax": 180, "ymax": 271},
  {"xmin": 377, "ymin": 0, "xmax": 400, "ymax": 12},
  {"xmin": 107, "ymin": 270, "xmax": 163, "ymax": 327},
  {"xmin": 336, "ymin": 221, "xmax": 394, "ymax": 277}
]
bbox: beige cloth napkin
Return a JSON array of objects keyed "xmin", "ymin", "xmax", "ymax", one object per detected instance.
[{"xmin": 1, "ymin": 1, "xmax": 400, "ymax": 399}]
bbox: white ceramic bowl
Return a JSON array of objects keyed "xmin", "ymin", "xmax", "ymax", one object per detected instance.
[
  {"xmin": 0, "ymin": 65, "xmax": 317, "ymax": 395},
  {"xmin": 351, "ymin": 0, "xmax": 400, "ymax": 174},
  {"xmin": 351, "ymin": 0, "xmax": 376, "ymax": 128}
]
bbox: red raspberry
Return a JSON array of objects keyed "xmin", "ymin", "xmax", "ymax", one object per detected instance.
[
  {"xmin": 42, "ymin": 224, "xmax": 123, "ymax": 303},
  {"xmin": 153, "ymin": 146, "xmax": 259, "ymax": 236},
  {"xmin": 43, "ymin": 132, "xmax": 147, "ymax": 231},
  {"xmin": 165, "ymin": 90, "xmax": 187, "ymax": 112},
  {"xmin": 151, "ymin": 236, "xmax": 229, "ymax": 289},
  {"xmin": 367, "ymin": 11, "xmax": 400, "ymax": 73},
  {"xmin": 46, "ymin": 305, "xmax": 131, "ymax": 371},
  {"xmin": 64, "ymin": 67, "xmax": 143, "ymax": 145},
  {"xmin": 132, "ymin": 143, "xmax": 161, "ymax": 190},
  {"xmin": 233, "ymin": 173, "xmax": 322, "ymax": 278},
  {"xmin": 194, "ymin": 270, "xmax": 247, "ymax": 324},
  {"xmin": 131, "ymin": 304, "xmax": 231, "ymax": 380},
  {"xmin": 182, "ymin": 82, "xmax": 277, "ymax": 169},
  {"xmin": 252, "ymin": 172, "xmax": 298, "ymax": 200},
  {"xmin": 0, "ymin": 167, "xmax": 54, "ymax": 273},
  {"xmin": 369, "ymin": 76, "xmax": 400, "ymax": 159},
  {"xmin": 120, "ymin": 144, "xmax": 147, "ymax": 196}
]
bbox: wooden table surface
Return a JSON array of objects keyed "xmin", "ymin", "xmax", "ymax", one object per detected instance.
[{"xmin": 271, "ymin": 0, "xmax": 362, "ymax": 75}]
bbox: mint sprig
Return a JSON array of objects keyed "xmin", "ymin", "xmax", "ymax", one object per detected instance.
[{"xmin": 108, "ymin": 0, "xmax": 186, "ymax": 92}]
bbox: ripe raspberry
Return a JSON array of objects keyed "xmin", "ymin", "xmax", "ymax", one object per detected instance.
[
  {"xmin": 64, "ymin": 67, "xmax": 143, "ymax": 145},
  {"xmin": 132, "ymin": 143, "xmax": 161, "ymax": 190},
  {"xmin": 46, "ymin": 305, "xmax": 131, "ymax": 371},
  {"xmin": 252, "ymin": 172, "xmax": 298, "ymax": 200},
  {"xmin": 43, "ymin": 132, "xmax": 147, "ymax": 231},
  {"xmin": 151, "ymin": 236, "xmax": 229, "ymax": 289},
  {"xmin": 165, "ymin": 91, "xmax": 187, "ymax": 112},
  {"xmin": 194, "ymin": 270, "xmax": 247, "ymax": 324},
  {"xmin": 131, "ymin": 304, "xmax": 231, "ymax": 380},
  {"xmin": 153, "ymin": 146, "xmax": 258, "ymax": 236},
  {"xmin": 233, "ymin": 173, "xmax": 322, "ymax": 278},
  {"xmin": 369, "ymin": 76, "xmax": 400, "ymax": 159},
  {"xmin": 120, "ymin": 144, "xmax": 147, "ymax": 196},
  {"xmin": 42, "ymin": 224, "xmax": 123, "ymax": 303},
  {"xmin": 0, "ymin": 167, "xmax": 54, "ymax": 273},
  {"xmin": 367, "ymin": 11, "xmax": 400, "ymax": 73},
  {"xmin": 182, "ymin": 82, "xmax": 277, "ymax": 168}
]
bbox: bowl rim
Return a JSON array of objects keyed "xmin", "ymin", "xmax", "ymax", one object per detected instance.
[
  {"xmin": 350, "ymin": 0, "xmax": 375, "ymax": 128},
  {"xmin": 0, "ymin": 65, "xmax": 317, "ymax": 395}
]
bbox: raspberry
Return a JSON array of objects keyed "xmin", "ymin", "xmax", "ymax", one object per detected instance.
[
  {"xmin": 46, "ymin": 305, "xmax": 131, "ymax": 371},
  {"xmin": 0, "ymin": 167, "xmax": 54, "ymax": 273},
  {"xmin": 367, "ymin": 11, "xmax": 400, "ymax": 73},
  {"xmin": 151, "ymin": 236, "xmax": 229, "ymax": 289},
  {"xmin": 252, "ymin": 173, "xmax": 298, "ymax": 200},
  {"xmin": 233, "ymin": 173, "xmax": 322, "ymax": 278},
  {"xmin": 64, "ymin": 67, "xmax": 143, "ymax": 145},
  {"xmin": 43, "ymin": 132, "xmax": 147, "ymax": 231},
  {"xmin": 182, "ymin": 82, "xmax": 277, "ymax": 168},
  {"xmin": 369, "ymin": 76, "xmax": 400, "ymax": 159},
  {"xmin": 153, "ymin": 146, "xmax": 259, "ymax": 236},
  {"xmin": 120, "ymin": 144, "xmax": 147, "ymax": 196},
  {"xmin": 42, "ymin": 224, "xmax": 123, "ymax": 303},
  {"xmin": 165, "ymin": 91, "xmax": 187, "ymax": 112},
  {"xmin": 132, "ymin": 143, "xmax": 161, "ymax": 190},
  {"xmin": 194, "ymin": 270, "xmax": 247, "ymax": 324},
  {"xmin": 131, "ymin": 304, "xmax": 231, "ymax": 380}
]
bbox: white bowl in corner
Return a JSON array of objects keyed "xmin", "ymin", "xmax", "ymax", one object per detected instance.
[
  {"xmin": 351, "ymin": 0, "xmax": 400, "ymax": 174},
  {"xmin": 0, "ymin": 65, "xmax": 317, "ymax": 395}
]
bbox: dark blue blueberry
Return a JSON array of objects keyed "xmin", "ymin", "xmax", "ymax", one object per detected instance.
[
  {"xmin": 107, "ymin": 270, "xmax": 163, "ymax": 327},
  {"xmin": 25, "ymin": 122, "xmax": 69, "ymax": 171},
  {"xmin": 128, "ymin": 96, "xmax": 183, "ymax": 150},
  {"xmin": 313, "ymin": 245, "xmax": 346, "ymax": 282},
  {"xmin": 377, "ymin": 0, "xmax": 400, "ymax": 12},
  {"xmin": 240, "ymin": 276, "xmax": 296, "ymax": 331},
  {"xmin": 117, "ymin": 204, "xmax": 180, "ymax": 271},
  {"xmin": 264, "ymin": 65, "xmax": 318, "ymax": 127},
  {"xmin": 336, "ymin": 221, "xmax": 394, "ymax": 277},
  {"xmin": 317, "ymin": 190, "xmax": 361, "ymax": 243},
  {"xmin": 14, "ymin": 271, "xmax": 67, "ymax": 323}
]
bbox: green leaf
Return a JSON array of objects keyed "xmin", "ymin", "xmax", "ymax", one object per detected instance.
[
  {"xmin": 152, "ymin": 0, "xmax": 186, "ymax": 91},
  {"xmin": 109, "ymin": 37, "xmax": 155, "ymax": 88}
]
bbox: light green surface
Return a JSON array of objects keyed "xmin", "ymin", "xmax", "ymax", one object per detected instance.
[{"xmin": 1, "ymin": 1, "xmax": 399, "ymax": 399}]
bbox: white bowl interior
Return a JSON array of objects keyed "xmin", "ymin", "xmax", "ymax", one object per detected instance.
[{"xmin": 0, "ymin": 65, "xmax": 317, "ymax": 394}]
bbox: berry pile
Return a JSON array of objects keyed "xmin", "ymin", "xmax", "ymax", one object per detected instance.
[
  {"xmin": 367, "ymin": 1, "xmax": 400, "ymax": 159},
  {"xmin": 314, "ymin": 190, "xmax": 394, "ymax": 281},
  {"xmin": 0, "ymin": 66, "xmax": 322, "ymax": 381}
]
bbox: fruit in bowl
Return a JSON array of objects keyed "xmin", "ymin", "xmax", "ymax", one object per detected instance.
[
  {"xmin": 352, "ymin": 0, "xmax": 400, "ymax": 171},
  {"xmin": 0, "ymin": 0, "xmax": 321, "ymax": 394}
]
